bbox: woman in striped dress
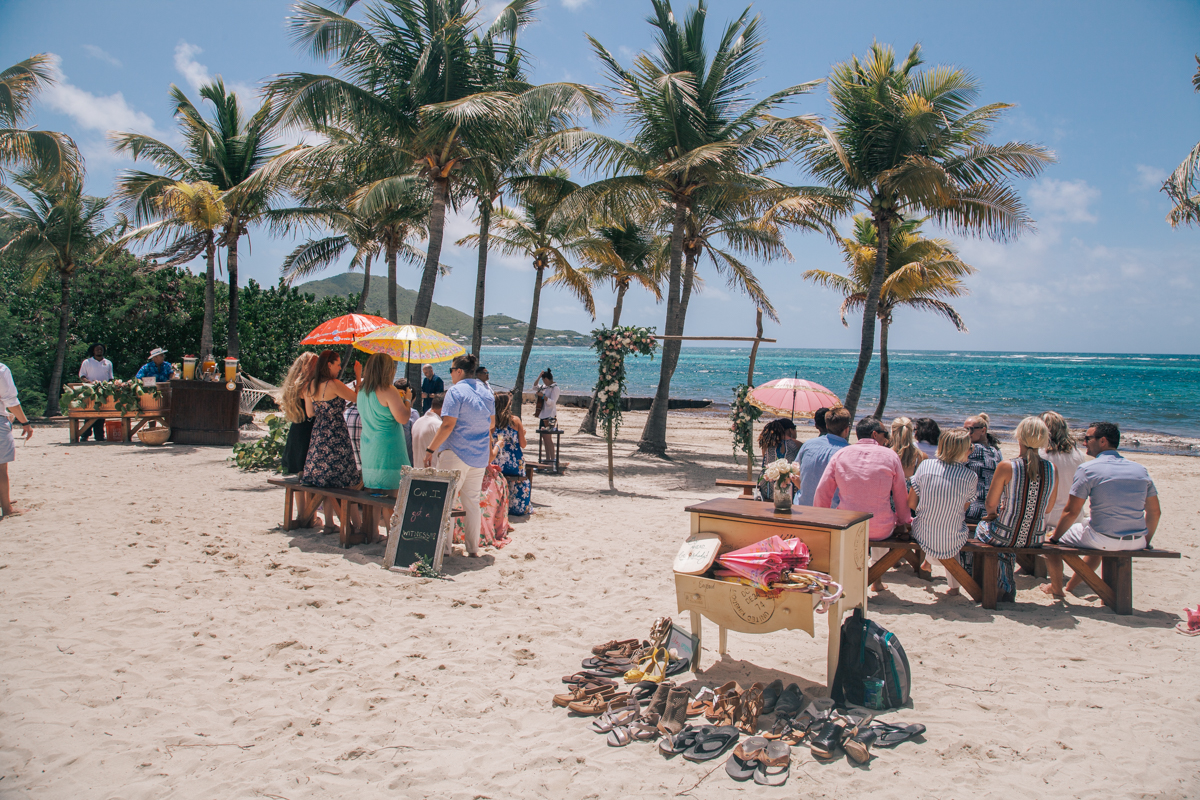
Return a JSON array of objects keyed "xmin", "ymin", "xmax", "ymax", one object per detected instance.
[
  {"xmin": 976, "ymin": 416, "xmax": 1058, "ymax": 602},
  {"xmin": 908, "ymin": 428, "xmax": 976, "ymax": 596}
]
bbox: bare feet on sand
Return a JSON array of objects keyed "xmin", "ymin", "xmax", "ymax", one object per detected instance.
[
  {"xmin": 871, "ymin": 581, "xmax": 885, "ymax": 592},
  {"xmin": 946, "ymin": 587, "xmax": 960, "ymax": 597},
  {"xmin": 1040, "ymin": 585, "xmax": 1065, "ymax": 599},
  {"xmin": 2, "ymin": 506, "xmax": 28, "ymax": 518}
]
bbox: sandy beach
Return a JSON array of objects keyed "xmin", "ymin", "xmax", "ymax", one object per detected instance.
[{"xmin": 1, "ymin": 406, "xmax": 1197, "ymax": 799}]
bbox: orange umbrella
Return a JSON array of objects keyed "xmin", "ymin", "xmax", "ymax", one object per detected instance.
[
  {"xmin": 300, "ymin": 313, "xmax": 393, "ymax": 345},
  {"xmin": 749, "ymin": 378, "xmax": 840, "ymax": 420}
]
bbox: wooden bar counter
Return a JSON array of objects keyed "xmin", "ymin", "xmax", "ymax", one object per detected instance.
[
  {"xmin": 169, "ymin": 379, "xmax": 241, "ymax": 445},
  {"xmin": 676, "ymin": 498, "xmax": 872, "ymax": 685}
]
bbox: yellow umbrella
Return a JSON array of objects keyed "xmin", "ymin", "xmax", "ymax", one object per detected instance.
[{"xmin": 353, "ymin": 324, "xmax": 466, "ymax": 363}]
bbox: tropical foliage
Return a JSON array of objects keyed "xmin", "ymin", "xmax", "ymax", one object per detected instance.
[
  {"xmin": 231, "ymin": 413, "xmax": 290, "ymax": 471},
  {"xmin": 590, "ymin": 325, "xmax": 657, "ymax": 489},
  {"xmin": 729, "ymin": 383, "xmax": 763, "ymax": 463},
  {"xmin": 0, "ymin": 56, "xmax": 80, "ymax": 185},
  {"xmin": 1163, "ymin": 55, "xmax": 1200, "ymax": 228}
]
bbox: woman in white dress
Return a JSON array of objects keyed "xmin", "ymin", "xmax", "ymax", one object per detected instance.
[
  {"xmin": 908, "ymin": 428, "xmax": 976, "ymax": 596},
  {"xmin": 1039, "ymin": 411, "xmax": 1086, "ymax": 526}
]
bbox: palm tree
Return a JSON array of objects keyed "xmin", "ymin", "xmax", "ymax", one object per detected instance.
[
  {"xmin": 114, "ymin": 181, "xmax": 228, "ymax": 359},
  {"xmin": 0, "ymin": 171, "xmax": 117, "ymax": 415},
  {"xmin": 1, "ymin": 56, "xmax": 80, "ymax": 185},
  {"xmin": 111, "ymin": 80, "xmax": 287, "ymax": 357},
  {"xmin": 538, "ymin": 0, "xmax": 830, "ymax": 455},
  {"xmin": 799, "ymin": 42, "xmax": 1053, "ymax": 417},
  {"xmin": 461, "ymin": 171, "xmax": 612, "ymax": 415},
  {"xmin": 1163, "ymin": 55, "xmax": 1200, "ymax": 228},
  {"xmin": 804, "ymin": 215, "xmax": 975, "ymax": 418}
]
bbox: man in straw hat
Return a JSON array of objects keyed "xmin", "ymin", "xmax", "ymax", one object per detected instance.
[{"xmin": 135, "ymin": 347, "xmax": 175, "ymax": 383}]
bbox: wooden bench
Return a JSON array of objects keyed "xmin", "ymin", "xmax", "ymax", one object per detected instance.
[
  {"xmin": 868, "ymin": 537, "xmax": 1180, "ymax": 615},
  {"xmin": 267, "ymin": 476, "xmax": 463, "ymax": 549},
  {"xmin": 68, "ymin": 410, "xmax": 169, "ymax": 443},
  {"xmin": 715, "ymin": 478, "xmax": 757, "ymax": 499}
]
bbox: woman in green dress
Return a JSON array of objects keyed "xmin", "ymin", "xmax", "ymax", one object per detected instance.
[{"xmin": 356, "ymin": 353, "xmax": 412, "ymax": 491}]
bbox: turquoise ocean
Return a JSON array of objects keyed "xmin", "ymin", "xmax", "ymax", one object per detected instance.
[{"xmin": 475, "ymin": 347, "xmax": 1200, "ymax": 445}]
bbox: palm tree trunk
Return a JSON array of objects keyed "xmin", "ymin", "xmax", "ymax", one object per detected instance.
[
  {"xmin": 580, "ymin": 281, "xmax": 631, "ymax": 435},
  {"xmin": 471, "ymin": 199, "xmax": 490, "ymax": 357},
  {"xmin": 200, "ymin": 238, "xmax": 216, "ymax": 359},
  {"xmin": 512, "ymin": 264, "xmax": 544, "ymax": 419},
  {"xmin": 45, "ymin": 270, "xmax": 72, "ymax": 417},
  {"xmin": 637, "ymin": 200, "xmax": 688, "ymax": 456},
  {"xmin": 842, "ymin": 214, "xmax": 891, "ymax": 417},
  {"xmin": 612, "ymin": 281, "xmax": 628, "ymax": 328},
  {"xmin": 408, "ymin": 175, "xmax": 450, "ymax": 386},
  {"xmin": 342, "ymin": 252, "xmax": 372, "ymax": 378},
  {"xmin": 386, "ymin": 238, "xmax": 398, "ymax": 324},
  {"xmin": 226, "ymin": 230, "xmax": 240, "ymax": 358},
  {"xmin": 873, "ymin": 316, "xmax": 892, "ymax": 422}
]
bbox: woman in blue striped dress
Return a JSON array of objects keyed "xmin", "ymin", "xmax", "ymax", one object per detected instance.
[{"xmin": 908, "ymin": 429, "xmax": 977, "ymax": 596}]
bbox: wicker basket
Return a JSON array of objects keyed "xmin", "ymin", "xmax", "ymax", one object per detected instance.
[{"xmin": 137, "ymin": 427, "xmax": 171, "ymax": 446}]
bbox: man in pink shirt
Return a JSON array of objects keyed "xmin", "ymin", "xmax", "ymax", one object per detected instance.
[{"xmin": 814, "ymin": 416, "xmax": 912, "ymax": 591}]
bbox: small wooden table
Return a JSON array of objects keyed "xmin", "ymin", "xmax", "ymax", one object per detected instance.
[
  {"xmin": 714, "ymin": 478, "xmax": 757, "ymax": 499},
  {"xmin": 676, "ymin": 498, "xmax": 871, "ymax": 685},
  {"xmin": 68, "ymin": 410, "xmax": 169, "ymax": 443}
]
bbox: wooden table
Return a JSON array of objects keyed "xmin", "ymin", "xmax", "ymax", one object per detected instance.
[
  {"xmin": 676, "ymin": 498, "xmax": 871, "ymax": 685},
  {"xmin": 170, "ymin": 379, "xmax": 241, "ymax": 445},
  {"xmin": 68, "ymin": 409, "xmax": 169, "ymax": 443}
]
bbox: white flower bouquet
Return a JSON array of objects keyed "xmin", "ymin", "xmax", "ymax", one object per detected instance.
[{"xmin": 762, "ymin": 458, "xmax": 800, "ymax": 489}]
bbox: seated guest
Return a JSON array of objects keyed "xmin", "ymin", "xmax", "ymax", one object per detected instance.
[
  {"xmin": 280, "ymin": 352, "xmax": 317, "ymax": 476},
  {"xmin": 1043, "ymin": 422, "xmax": 1161, "ymax": 597},
  {"xmin": 493, "ymin": 391, "xmax": 531, "ymax": 516},
  {"xmin": 78, "ymin": 343, "xmax": 113, "ymax": 442},
  {"xmin": 908, "ymin": 428, "xmax": 976, "ymax": 596},
  {"xmin": 975, "ymin": 416, "xmax": 1059, "ymax": 601},
  {"xmin": 813, "ymin": 407, "xmax": 830, "ymax": 437},
  {"xmin": 393, "ymin": 378, "xmax": 416, "ymax": 464},
  {"xmin": 411, "ymin": 393, "xmax": 443, "ymax": 468},
  {"xmin": 357, "ymin": 352, "xmax": 412, "ymax": 492},
  {"xmin": 815, "ymin": 416, "xmax": 912, "ymax": 591},
  {"xmin": 914, "ymin": 417, "xmax": 941, "ymax": 459},
  {"xmin": 757, "ymin": 419, "xmax": 799, "ymax": 501},
  {"xmin": 890, "ymin": 416, "xmax": 925, "ymax": 479},
  {"xmin": 1040, "ymin": 410, "xmax": 1086, "ymax": 526},
  {"xmin": 963, "ymin": 413, "xmax": 1002, "ymax": 524},
  {"xmin": 792, "ymin": 407, "xmax": 851, "ymax": 506},
  {"xmin": 135, "ymin": 347, "xmax": 175, "ymax": 382}
]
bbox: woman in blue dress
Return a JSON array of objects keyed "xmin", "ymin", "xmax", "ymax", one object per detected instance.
[{"xmin": 492, "ymin": 392, "xmax": 531, "ymax": 515}]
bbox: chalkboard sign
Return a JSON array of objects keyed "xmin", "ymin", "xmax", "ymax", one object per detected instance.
[{"xmin": 383, "ymin": 467, "xmax": 460, "ymax": 573}]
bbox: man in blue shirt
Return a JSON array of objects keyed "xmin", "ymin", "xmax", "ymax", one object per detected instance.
[
  {"xmin": 420, "ymin": 364, "xmax": 445, "ymax": 415},
  {"xmin": 792, "ymin": 407, "xmax": 851, "ymax": 506},
  {"xmin": 423, "ymin": 354, "xmax": 494, "ymax": 557},
  {"xmin": 135, "ymin": 348, "xmax": 175, "ymax": 382},
  {"xmin": 1043, "ymin": 421, "xmax": 1162, "ymax": 597}
]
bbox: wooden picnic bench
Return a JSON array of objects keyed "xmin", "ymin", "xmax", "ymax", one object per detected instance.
[
  {"xmin": 267, "ymin": 476, "xmax": 463, "ymax": 549},
  {"xmin": 715, "ymin": 478, "xmax": 757, "ymax": 499},
  {"xmin": 868, "ymin": 537, "xmax": 1180, "ymax": 615}
]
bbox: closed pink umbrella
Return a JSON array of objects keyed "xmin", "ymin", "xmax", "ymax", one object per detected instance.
[{"xmin": 749, "ymin": 378, "xmax": 840, "ymax": 420}]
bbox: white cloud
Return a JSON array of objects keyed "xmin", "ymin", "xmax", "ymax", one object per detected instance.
[
  {"xmin": 40, "ymin": 54, "xmax": 162, "ymax": 137},
  {"xmin": 174, "ymin": 41, "xmax": 259, "ymax": 102},
  {"xmin": 82, "ymin": 44, "xmax": 121, "ymax": 67},
  {"xmin": 562, "ymin": 0, "xmax": 589, "ymax": 9},
  {"xmin": 1028, "ymin": 178, "xmax": 1099, "ymax": 224},
  {"xmin": 1133, "ymin": 164, "xmax": 1167, "ymax": 191}
]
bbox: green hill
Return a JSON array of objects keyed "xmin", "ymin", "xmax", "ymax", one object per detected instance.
[{"xmin": 295, "ymin": 272, "xmax": 589, "ymax": 346}]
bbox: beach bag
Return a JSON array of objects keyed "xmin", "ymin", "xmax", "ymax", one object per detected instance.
[{"xmin": 831, "ymin": 608, "xmax": 911, "ymax": 710}]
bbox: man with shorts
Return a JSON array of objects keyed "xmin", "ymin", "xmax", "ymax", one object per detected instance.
[{"xmin": 0, "ymin": 361, "xmax": 33, "ymax": 517}]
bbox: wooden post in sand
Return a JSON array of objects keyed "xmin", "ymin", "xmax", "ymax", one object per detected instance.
[{"xmin": 745, "ymin": 309, "xmax": 764, "ymax": 481}]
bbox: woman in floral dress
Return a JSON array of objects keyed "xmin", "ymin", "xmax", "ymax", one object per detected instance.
[
  {"xmin": 301, "ymin": 350, "xmax": 361, "ymax": 490},
  {"xmin": 493, "ymin": 392, "xmax": 531, "ymax": 515}
]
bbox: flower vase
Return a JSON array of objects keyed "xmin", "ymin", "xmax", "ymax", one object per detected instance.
[{"xmin": 773, "ymin": 485, "xmax": 792, "ymax": 513}]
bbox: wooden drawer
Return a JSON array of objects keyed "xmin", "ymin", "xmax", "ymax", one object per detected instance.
[
  {"xmin": 674, "ymin": 573, "xmax": 815, "ymax": 636},
  {"xmin": 693, "ymin": 514, "xmax": 832, "ymax": 573}
]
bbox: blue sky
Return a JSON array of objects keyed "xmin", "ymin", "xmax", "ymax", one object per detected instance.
[{"xmin": 3, "ymin": 0, "xmax": 1198, "ymax": 354}]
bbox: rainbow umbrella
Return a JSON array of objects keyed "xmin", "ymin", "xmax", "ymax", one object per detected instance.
[
  {"xmin": 300, "ymin": 313, "xmax": 394, "ymax": 345},
  {"xmin": 353, "ymin": 324, "xmax": 466, "ymax": 363},
  {"xmin": 749, "ymin": 378, "xmax": 840, "ymax": 420}
]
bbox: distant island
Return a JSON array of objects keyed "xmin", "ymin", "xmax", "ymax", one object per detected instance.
[{"xmin": 296, "ymin": 272, "xmax": 590, "ymax": 347}]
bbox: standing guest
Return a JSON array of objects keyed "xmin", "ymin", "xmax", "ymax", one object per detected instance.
[
  {"xmin": 792, "ymin": 407, "xmax": 852, "ymax": 506},
  {"xmin": 1043, "ymin": 422, "xmax": 1160, "ymax": 597},
  {"xmin": 1040, "ymin": 411, "xmax": 1086, "ymax": 526},
  {"xmin": 914, "ymin": 418, "xmax": 941, "ymax": 459},
  {"xmin": 393, "ymin": 378, "xmax": 416, "ymax": 464},
  {"xmin": 411, "ymin": 393, "xmax": 444, "ymax": 468},
  {"xmin": 0, "ymin": 361, "xmax": 33, "ymax": 518},
  {"xmin": 815, "ymin": 416, "xmax": 912, "ymax": 591},
  {"xmin": 533, "ymin": 368, "xmax": 560, "ymax": 463},
  {"xmin": 343, "ymin": 390, "xmax": 363, "ymax": 471},
  {"xmin": 420, "ymin": 364, "xmax": 444, "ymax": 415},
  {"xmin": 975, "ymin": 417, "xmax": 1059, "ymax": 601},
  {"xmin": 963, "ymin": 413, "xmax": 1002, "ymax": 524},
  {"xmin": 756, "ymin": 419, "xmax": 800, "ymax": 501},
  {"xmin": 357, "ymin": 352, "xmax": 412, "ymax": 491},
  {"xmin": 890, "ymin": 416, "xmax": 926, "ymax": 479},
  {"xmin": 908, "ymin": 429, "xmax": 976, "ymax": 596},
  {"xmin": 77, "ymin": 343, "xmax": 113, "ymax": 442},
  {"xmin": 476, "ymin": 366, "xmax": 493, "ymax": 393},
  {"xmin": 135, "ymin": 347, "xmax": 175, "ymax": 382},
  {"xmin": 493, "ymin": 392, "xmax": 531, "ymax": 516},
  {"xmin": 302, "ymin": 350, "xmax": 361, "ymax": 493},
  {"xmin": 423, "ymin": 354, "xmax": 495, "ymax": 558},
  {"xmin": 813, "ymin": 407, "xmax": 830, "ymax": 437},
  {"xmin": 280, "ymin": 352, "xmax": 317, "ymax": 476}
]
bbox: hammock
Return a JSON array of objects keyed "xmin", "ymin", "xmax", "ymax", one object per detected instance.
[{"xmin": 239, "ymin": 373, "xmax": 281, "ymax": 416}]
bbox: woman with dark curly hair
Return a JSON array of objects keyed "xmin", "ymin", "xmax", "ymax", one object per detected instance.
[{"xmin": 757, "ymin": 418, "xmax": 799, "ymax": 501}]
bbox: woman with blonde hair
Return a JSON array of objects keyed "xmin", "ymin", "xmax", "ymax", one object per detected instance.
[
  {"xmin": 357, "ymin": 352, "xmax": 411, "ymax": 491},
  {"xmin": 1040, "ymin": 411, "xmax": 1085, "ymax": 525},
  {"xmin": 890, "ymin": 416, "xmax": 925, "ymax": 478},
  {"xmin": 975, "ymin": 416, "xmax": 1059, "ymax": 601},
  {"xmin": 908, "ymin": 428, "xmax": 977, "ymax": 596},
  {"xmin": 281, "ymin": 352, "xmax": 317, "ymax": 475}
]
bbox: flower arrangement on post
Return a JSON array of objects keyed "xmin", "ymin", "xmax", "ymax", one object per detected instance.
[
  {"xmin": 591, "ymin": 325, "xmax": 657, "ymax": 489},
  {"xmin": 762, "ymin": 458, "xmax": 800, "ymax": 512},
  {"xmin": 730, "ymin": 383, "xmax": 763, "ymax": 479}
]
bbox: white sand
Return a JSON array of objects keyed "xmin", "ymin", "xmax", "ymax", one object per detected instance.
[{"xmin": 1, "ymin": 407, "xmax": 1198, "ymax": 798}]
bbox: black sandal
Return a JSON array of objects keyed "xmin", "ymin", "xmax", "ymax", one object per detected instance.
[{"xmin": 682, "ymin": 725, "xmax": 740, "ymax": 762}]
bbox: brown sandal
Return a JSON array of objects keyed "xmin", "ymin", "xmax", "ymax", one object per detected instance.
[
  {"xmin": 553, "ymin": 683, "xmax": 615, "ymax": 708},
  {"xmin": 737, "ymin": 682, "xmax": 764, "ymax": 734},
  {"xmin": 706, "ymin": 681, "xmax": 741, "ymax": 722},
  {"xmin": 591, "ymin": 638, "xmax": 639, "ymax": 656},
  {"xmin": 568, "ymin": 691, "xmax": 631, "ymax": 715}
]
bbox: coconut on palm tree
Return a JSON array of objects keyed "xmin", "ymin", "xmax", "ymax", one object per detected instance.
[
  {"xmin": 805, "ymin": 215, "xmax": 974, "ymax": 418},
  {"xmin": 1163, "ymin": 55, "xmax": 1200, "ymax": 228},
  {"xmin": 0, "ymin": 171, "xmax": 118, "ymax": 415},
  {"xmin": 799, "ymin": 42, "xmax": 1054, "ymax": 417},
  {"xmin": 111, "ymin": 80, "xmax": 286, "ymax": 358},
  {"xmin": 0, "ymin": 56, "xmax": 80, "ymax": 185}
]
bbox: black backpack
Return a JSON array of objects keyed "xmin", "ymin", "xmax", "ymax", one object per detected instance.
[{"xmin": 831, "ymin": 608, "xmax": 911, "ymax": 710}]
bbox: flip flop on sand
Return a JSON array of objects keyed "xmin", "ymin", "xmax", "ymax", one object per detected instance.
[
  {"xmin": 870, "ymin": 722, "xmax": 927, "ymax": 747},
  {"xmin": 725, "ymin": 736, "xmax": 769, "ymax": 781},
  {"xmin": 682, "ymin": 725, "xmax": 740, "ymax": 762},
  {"xmin": 1175, "ymin": 622, "xmax": 1200, "ymax": 636},
  {"xmin": 753, "ymin": 740, "xmax": 791, "ymax": 785}
]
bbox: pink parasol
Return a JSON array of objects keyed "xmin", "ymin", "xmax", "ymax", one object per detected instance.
[
  {"xmin": 715, "ymin": 536, "xmax": 811, "ymax": 591},
  {"xmin": 749, "ymin": 377, "xmax": 841, "ymax": 420},
  {"xmin": 300, "ymin": 313, "xmax": 394, "ymax": 345}
]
